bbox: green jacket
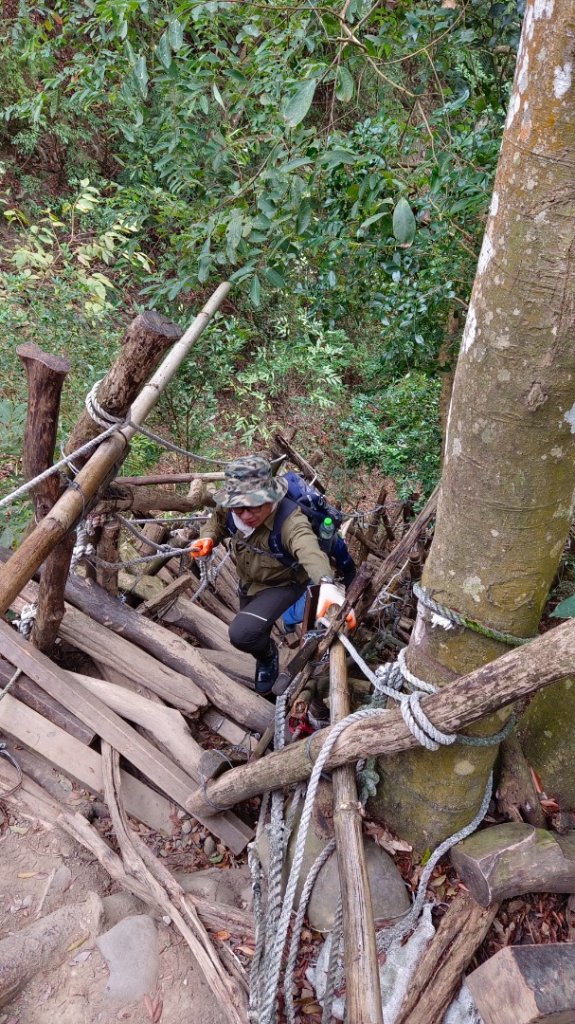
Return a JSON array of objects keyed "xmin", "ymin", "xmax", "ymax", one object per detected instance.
[{"xmin": 200, "ymin": 504, "xmax": 332, "ymax": 595}]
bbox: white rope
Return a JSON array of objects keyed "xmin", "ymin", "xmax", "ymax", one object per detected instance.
[{"xmin": 0, "ymin": 423, "xmax": 120, "ymax": 510}]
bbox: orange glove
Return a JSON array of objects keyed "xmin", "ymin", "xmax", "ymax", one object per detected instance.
[
  {"xmin": 316, "ymin": 581, "xmax": 357, "ymax": 630},
  {"xmin": 189, "ymin": 537, "xmax": 214, "ymax": 559}
]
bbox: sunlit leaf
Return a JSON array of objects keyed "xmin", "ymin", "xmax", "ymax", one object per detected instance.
[
  {"xmin": 168, "ymin": 18, "xmax": 184, "ymax": 51},
  {"xmin": 133, "ymin": 55, "xmax": 149, "ymax": 99},
  {"xmin": 392, "ymin": 197, "xmax": 416, "ymax": 246},
  {"xmin": 249, "ymin": 274, "xmax": 261, "ymax": 306},
  {"xmin": 335, "ymin": 65, "xmax": 354, "ymax": 102},
  {"xmin": 157, "ymin": 31, "xmax": 172, "ymax": 70},
  {"xmin": 283, "ymin": 79, "xmax": 317, "ymax": 128},
  {"xmin": 212, "ymin": 82, "xmax": 225, "ymax": 109}
]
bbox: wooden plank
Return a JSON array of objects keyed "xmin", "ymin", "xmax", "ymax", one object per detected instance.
[
  {"xmin": 0, "ymin": 656, "xmax": 95, "ymax": 745},
  {"xmin": 0, "ymin": 620, "xmax": 252, "ymax": 854},
  {"xmin": 466, "ymin": 943, "xmax": 575, "ymax": 1024},
  {"xmin": 12, "ymin": 581, "xmax": 205, "ymax": 715},
  {"xmin": 135, "ymin": 573, "xmax": 195, "ymax": 617},
  {"xmin": 0, "ymin": 691, "xmax": 174, "ymax": 833}
]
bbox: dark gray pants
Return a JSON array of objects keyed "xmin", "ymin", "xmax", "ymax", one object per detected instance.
[{"xmin": 228, "ymin": 582, "xmax": 307, "ymax": 660}]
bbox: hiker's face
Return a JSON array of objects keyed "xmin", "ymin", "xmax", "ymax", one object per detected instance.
[{"xmin": 234, "ymin": 501, "xmax": 274, "ymax": 530}]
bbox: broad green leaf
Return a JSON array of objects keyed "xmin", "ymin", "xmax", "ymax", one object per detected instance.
[
  {"xmin": 249, "ymin": 274, "xmax": 261, "ymax": 306},
  {"xmin": 263, "ymin": 267, "xmax": 285, "ymax": 288},
  {"xmin": 168, "ymin": 18, "xmax": 184, "ymax": 51},
  {"xmin": 392, "ymin": 197, "xmax": 416, "ymax": 246},
  {"xmin": 335, "ymin": 66, "xmax": 354, "ymax": 102},
  {"xmin": 551, "ymin": 594, "xmax": 575, "ymax": 618},
  {"xmin": 257, "ymin": 196, "xmax": 276, "ymax": 219},
  {"xmin": 296, "ymin": 199, "xmax": 312, "ymax": 234},
  {"xmin": 212, "ymin": 82, "xmax": 225, "ymax": 109},
  {"xmin": 199, "ymin": 93, "xmax": 209, "ymax": 115},
  {"xmin": 133, "ymin": 56, "xmax": 149, "ymax": 100},
  {"xmin": 283, "ymin": 79, "xmax": 317, "ymax": 128},
  {"xmin": 321, "ymin": 148, "xmax": 357, "ymax": 167},
  {"xmin": 229, "ymin": 264, "xmax": 255, "ymax": 283},
  {"xmin": 157, "ymin": 31, "xmax": 172, "ymax": 71},
  {"xmin": 279, "ymin": 157, "xmax": 313, "ymax": 173}
]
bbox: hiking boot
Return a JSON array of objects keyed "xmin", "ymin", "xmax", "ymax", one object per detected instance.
[{"xmin": 255, "ymin": 642, "xmax": 279, "ymax": 695}]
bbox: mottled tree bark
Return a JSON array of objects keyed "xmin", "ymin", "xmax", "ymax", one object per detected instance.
[{"xmin": 371, "ymin": 1, "xmax": 575, "ymax": 849}]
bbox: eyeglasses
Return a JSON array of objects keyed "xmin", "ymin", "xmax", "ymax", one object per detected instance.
[{"xmin": 234, "ymin": 505, "xmax": 253, "ymax": 513}]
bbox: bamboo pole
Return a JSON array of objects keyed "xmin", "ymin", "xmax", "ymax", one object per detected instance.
[
  {"xmin": 114, "ymin": 472, "xmax": 225, "ymax": 485},
  {"xmin": 330, "ymin": 639, "xmax": 383, "ymax": 1024},
  {"xmin": 186, "ymin": 616, "xmax": 575, "ymax": 814},
  {"xmin": 0, "ymin": 283, "xmax": 231, "ymax": 615}
]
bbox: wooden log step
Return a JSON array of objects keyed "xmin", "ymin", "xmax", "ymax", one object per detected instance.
[
  {"xmin": 162, "ymin": 595, "xmax": 238, "ymax": 652},
  {"xmin": 0, "ymin": 620, "xmax": 253, "ymax": 854},
  {"xmin": 63, "ymin": 575, "xmax": 274, "ymax": 734},
  {"xmin": 466, "ymin": 943, "xmax": 575, "ymax": 1024},
  {"xmin": 200, "ymin": 650, "xmax": 254, "ymax": 685},
  {"xmin": 451, "ymin": 823, "xmax": 575, "ymax": 906}
]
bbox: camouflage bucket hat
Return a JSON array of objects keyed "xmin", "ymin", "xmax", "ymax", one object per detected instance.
[{"xmin": 213, "ymin": 456, "xmax": 288, "ymax": 508}]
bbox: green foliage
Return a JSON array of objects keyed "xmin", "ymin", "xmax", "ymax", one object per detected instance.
[
  {"xmin": 0, "ymin": 0, "xmax": 522, "ymax": 506},
  {"xmin": 341, "ymin": 373, "xmax": 442, "ymax": 499}
]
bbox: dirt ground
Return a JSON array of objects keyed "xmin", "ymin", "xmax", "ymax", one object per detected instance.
[{"xmin": 0, "ymin": 783, "xmax": 228, "ymax": 1024}]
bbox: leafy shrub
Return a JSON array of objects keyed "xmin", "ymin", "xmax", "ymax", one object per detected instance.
[{"xmin": 341, "ymin": 373, "xmax": 442, "ymax": 499}]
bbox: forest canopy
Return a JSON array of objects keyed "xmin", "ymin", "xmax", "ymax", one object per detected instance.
[{"xmin": 0, "ymin": 0, "xmax": 522, "ymax": 538}]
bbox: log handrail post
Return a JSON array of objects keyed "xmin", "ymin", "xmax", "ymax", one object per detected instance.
[{"xmin": 0, "ymin": 283, "xmax": 230, "ymax": 615}]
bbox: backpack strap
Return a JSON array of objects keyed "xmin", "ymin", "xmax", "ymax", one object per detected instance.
[{"xmin": 267, "ymin": 497, "xmax": 300, "ymax": 568}]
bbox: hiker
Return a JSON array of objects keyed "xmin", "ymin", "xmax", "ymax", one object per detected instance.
[{"xmin": 190, "ymin": 456, "xmax": 355, "ymax": 695}]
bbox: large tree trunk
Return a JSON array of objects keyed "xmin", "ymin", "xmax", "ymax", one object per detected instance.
[{"xmin": 371, "ymin": 0, "xmax": 575, "ymax": 849}]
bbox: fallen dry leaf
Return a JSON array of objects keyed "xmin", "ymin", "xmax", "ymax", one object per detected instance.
[
  {"xmin": 236, "ymin": 945, "xmax": 256, "ymax": 957},
  {"xmin": 153, "ymin": 997, "xmax": 163, "ymax": 1023},
  {"xmin": 214, "ymin": 929, "xmax": 231, "ymax": 941},
  {"xmin": 144, "ymin": 994, "xmax": 155, "ymax": 1021},
  {"xmin": 301, "ymin": 1002, "xmax": 322, "ymax": 1015},
  {"xmin": 17, "ymin": 871, "xmax": 38, "ymax": 879},
  {"xmin": 66, "ymin": 933, "xmax": 89, "ymax": 953}
]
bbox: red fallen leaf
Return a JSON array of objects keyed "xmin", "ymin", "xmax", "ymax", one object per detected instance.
[
  {"xmin": 530, "ymin": 766, "xmax": 544, "ymax": 793},
  {"xmin": 540, "ymin": 798, "xmax": 560, "ymax": 812}
]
